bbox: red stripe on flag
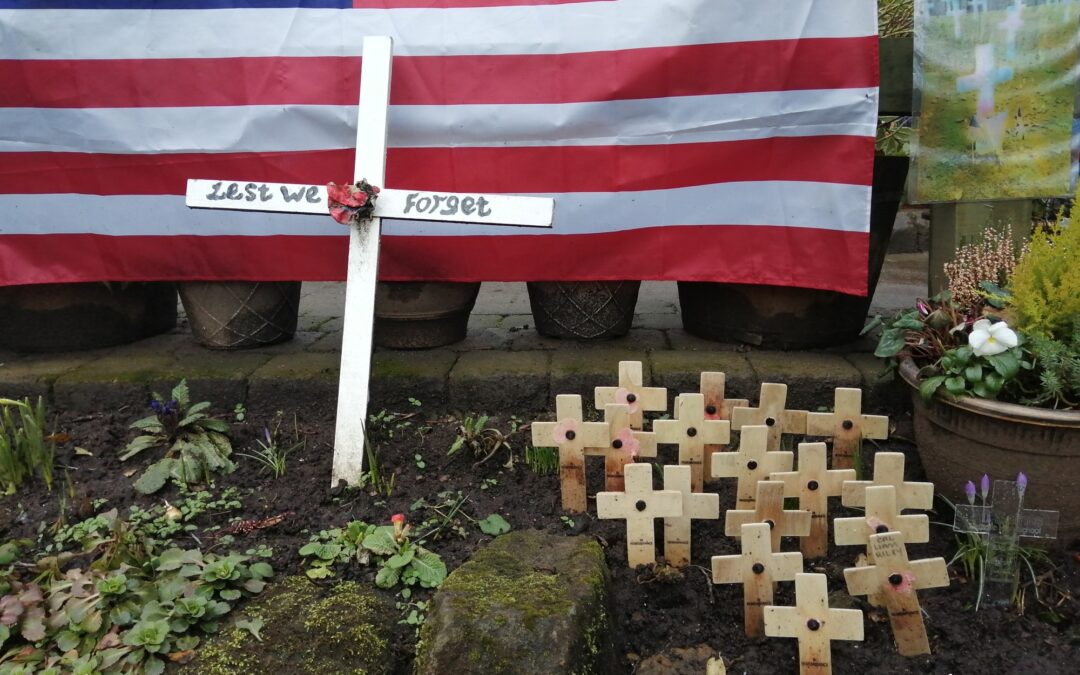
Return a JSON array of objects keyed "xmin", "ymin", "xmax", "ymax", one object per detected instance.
[
  {"xmin": 0, "ymin": 37, "xmax": 877, "ymax": 108},
  {"xmin": 0, "ymin": 226, "xmax": 869, "ymax": 295},
  {"xmin": 2, "ymin": 136, "xmax": 873, "ymax": 196}
]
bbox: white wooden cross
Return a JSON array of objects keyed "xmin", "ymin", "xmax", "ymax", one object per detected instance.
[
  {"xmin": 713, "ymin": 522, "xmax": 803, "ymax": 637},
  {"xmin": 654, "ymin": 394, "xmax": 731, "ymax": 493},
  {"xmin": 841, "ymin": 452, "xmax": 934, "ymax": 512},
  {"xmin": 771, "ymin": 442, "xmax": 855, "ymax": 559},
  {"xmin": 711, "ymin": 425, "xmax": 794, "ymax": 510},
  {"xmin": 185, "ymin": 37, "xmax": 554, "ymax": 486},
  {"xmin": 531, "ymin": 394, "xmax": 611, "ymax": 513},
  {"xmin": 594, "ymin": 361, "xmax": 667, "ymax": 430},
  {"xmin": 805, "ymin": 388, "xmax": 888, "ymax": 470},
  {"xmin": 696, "ymin": 372, "xmax": 749, "ymax": 479},
  {"xmin": 843, "ymin": 531, "xmax": 949, "ymax": 657},
  {"xmin": 731, "ymin": 383, "xmax": 808, "ymax": 452},
  {"xmin": 725, "ymin": 480, "xmax": 811, "ymax": 553},
  {"xmin": 957, "ymin": 44, "xmax": 1014, "ymax": 118},
  {"xmin": 597, "ymin": 462, "xmax": 682, "ymax": 568},
  {"xmin": 765, "ymin": 573, "xmax": 863, "ymax": 675},
  {"xmin": 662, "ymin": 465, "xmax": 719, "ymax": 567},
  {"xmin": 836, "ymin": 485, "xmax": 930, "ymax": 550},
  {"xmin": 586, "ymin": 404, "xmax": 657, "ymax": 492}
]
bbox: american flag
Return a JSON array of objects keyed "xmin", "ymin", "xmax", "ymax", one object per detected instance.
[{"xmin": 0, "ymin": 0, "xmax": 879, "ymax": 295}]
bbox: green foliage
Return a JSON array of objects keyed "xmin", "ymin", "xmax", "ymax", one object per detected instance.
[
  {"xmin": 1018, "ymin": 330, "xmax": 1080, "ymax": 409},
  {"xmin": 0, "ymin": 397, "xmax": 55, "ymax": 496},
  {"xmin": 448, "ymin": 415, "xmax": 510, "ymax": 463},
  {"xmin": 524, "ymin": 445, "xmax": 559, "ymax": 476},
  {"xmin": 238, "ymin": 414, "xmax": 303, "ymax": 479},
  {"xmin": 0, "ymin": 507, "xmax": 272, "ymax": 674},
  {"xmin": 297, "ymin": 518, "xmax": 447, "ymax": 591},
  {"xmin": 878, "ymin": 0, "xmax": 912, "ymax": 38},
  {"xmin": 477, "ymin": 514, "xmax": 511, "ymax": 536},
  {"xmin": 917, "ymin": 344, "xmax": 1029, "ymax": 403},
  {"xmin": 120, "ymin": 380, "xmax": 235, "ymax": 494},
  {"xmin": 1009, "ymin": 224, "xmax": 1080, "ymax": 340}
]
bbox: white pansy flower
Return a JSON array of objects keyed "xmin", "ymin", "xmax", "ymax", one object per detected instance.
[{"xmin": 968, "ymin": 319, "xmax": 1018, "ymax": 357}]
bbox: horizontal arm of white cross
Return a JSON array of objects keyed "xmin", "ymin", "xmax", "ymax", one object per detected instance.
[
  {"xmin": 835, "ymin": 485, "xmax": 929, "ymax": 546},
  {"xmin": 845, "ymin": 555, "xmax": 949, "ymax": 598},
  {"xmin": 187, "ymin": 179, "xmax": 554, "ymax": 228},
  {"xmin": 530, "ymin": 394, "xmax": 610, "ymax": 450},
  {"xmin": 764, "ymin": 573, "xmax": 864, "ymax": 642},
  {"xmin": 841, "ymin": 452, "xmax": 934, "ymax": 511},
  {"xmin": 712, "ymin": 522, "xmax": 803, "ymax": 584},
  {"xmin": 654, "ymin": 394, "xmax": 731, "ymax": 445},
  {"xmin": 594, "ymin": 361, "xmax": 668, "ymax": 423},
  {"xmin": 805, "ymin": 387, "xmax": 889, "ymax": 439}
]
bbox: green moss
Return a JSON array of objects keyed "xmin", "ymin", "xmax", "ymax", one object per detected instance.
[{"xmin": 190, "ymin": 576, "xmax": 393, "ymax": 675}]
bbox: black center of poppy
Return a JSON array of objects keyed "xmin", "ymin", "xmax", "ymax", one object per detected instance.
[
  {"xmin": 705, "ymin": 405, "xmax": 717, "ymax": 415},
  {"xmin": 808, "ymin": 480, "xmax": 819, "ymax": 491},
  {"xmin": 635, "ymin": 500, "xmax": 647, "ymax": 512},
  {"xmin": 612, "ymin": 439, "xmax": 623, "ymax": 449},
  {"xmin": 842, "ymin": 419, "xmax": 854, "ymax": 430},
  {"xmin": 875, "ymin": 524, "xmax": 890, "ymax": 534},
  {"xmin": 765, "ymin": 417, "xmax": 776, "ymax": 427},
  {"xmin": 752, "ymin": 563, "xmax": 765, "ymax": 574},
  {"xmin": 565, "ymin": 430, "xmax": 576, "ymax": 441},
  {"xmin": 687, "ymin": 427, "xmax": 698, "ymax": 437},
  {"xmin": 807, "ymin": 619, "xmax": 821, "ymax": 631},
  {"xmin": 889, "ymin": 573, "xmax": 904, "ymax": 586},
  {"xmin": 626, "ymin": 393, "xmax": 637, "ymax": 403},
  {"xmin": 765, "ymin": 519, "xmax": 775, "ymax": 529},
  {"xmin": 747, "ymin": 460, "xmax": 758, "ymax": 470}
]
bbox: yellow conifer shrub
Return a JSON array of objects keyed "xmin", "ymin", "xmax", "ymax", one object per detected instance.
[{"xmin": 1008, "ymin": 223, "xmax": 1080, "ymax": 339}]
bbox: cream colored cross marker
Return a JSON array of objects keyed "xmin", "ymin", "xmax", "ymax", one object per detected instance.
[
  {"xmin": 594, "ymin": 361, "xmax": 667, "ymax": 430},
  {"xmin": 841, "ymin": 452, "xmax": 934, "ymax": 512},
  {"xmin": 844, "ymin": 531, "xmax": 949, "ymax": 657},
  {"xmin": 713, "ymin": 522, "xmax": 803, "ymax": 637},
  {"xmin": 584, "ymin": 404, "xmax": 657, "ymax": 492},
  {"xmin": 530, "ymin": 394, "xmax": 611, "ymax": 513},
  {"xmin": 654, "ymin": 394, "xmax": 731, "ymax": 492},
  {"xmin": 725, "ymin": 480, "xmax": 811, "ymax": 553},
  {"xmin": 806, "ymin": 388, "xmax": 889, "ymax": 470},
  {"xmin": 835, "ymin": 485, "xmax": 930, "ymax": 549},
  {"xmin": 771, "ymin": 442, "xmax": 855, "ymax": 559},
  {"xmin": 597, "ymin": 462, "xmax": 682, "ymax": 568},
  {"xmin": 764, "ymin": 573, "xmax": 864, "ymax": 675},
  {"xmin": 697, "ymin": 372, "xmax": 749, "ymax": 479},
  {"xmin": 731, "ymin": 383, "xmax": 808, "ymax": 452},
  {"xmin": 662, "ymin": 465, "xmax": 719, "ymax": 567},
  {"xmin": 711, "ymin": 425, "xmax": 793, "ymax": 509}
]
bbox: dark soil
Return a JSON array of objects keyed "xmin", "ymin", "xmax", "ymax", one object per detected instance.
[{"xmin": 3, "ymin": 393, "xmax": 1079, "ymax": 675}]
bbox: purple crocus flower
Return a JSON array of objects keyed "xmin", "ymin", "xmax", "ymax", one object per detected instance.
[
  {"xmin": 263, "ymin": 427, "xmax": 272, "ymax": 444},
  {"xmin": 980, "ymin": 474, "xmax": 990, "ymax": 502},
  {"xmin": 964, "ymin": 480, "xmax": 976, "ymax": 505},
  {"xmin": 1017, "ymin": 472, "xmax": 1027, "ymax": 496}
]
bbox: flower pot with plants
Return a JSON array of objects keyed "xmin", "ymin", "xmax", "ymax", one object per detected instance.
[{"xmin": 871, "ymin": 223, "xmax": 1080, "ymax": 543}]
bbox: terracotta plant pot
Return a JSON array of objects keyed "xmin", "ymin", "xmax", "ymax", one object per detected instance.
[
  {"xmin": 899, "ymin": 358, "xmax": 1080, "ymax": 544},
  {"xmin": 677, "ymin": 155, "xmax": 909, "ymax": 349},
  {"xmin": 527, "ymin": 281, "xmax": 640, "ymax": 340},
  {"xmin": 0, "ymin": 282, "xmax": 177, "ymax": 353},
  {"xmin": 178, "ymin": 281, "xmax": 301, "ymax": 350},
  {"xmin": 374, "ymin": 282, "xmax": 481, "ymax": 349}
]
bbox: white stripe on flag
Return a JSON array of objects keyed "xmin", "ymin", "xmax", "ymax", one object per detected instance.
[
  {"xmin": 0, "ymin": 0, "xmax": 878, "ymax": 60},
  {"xmin": 0, "ymin": 88, "xmax": 877, "ymax": 155},
  {"xmin": 0, "ymin": 181, "xmax": 871, "ymax": 237}
]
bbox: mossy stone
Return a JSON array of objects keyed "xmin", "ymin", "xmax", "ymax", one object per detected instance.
[
  {"xmin": 415, "ymin": 530, "xmax": 614, "ymax": 675},
  {"xmin": 189, "ymin": 576, "xmax": 393, "ymax": 675}
]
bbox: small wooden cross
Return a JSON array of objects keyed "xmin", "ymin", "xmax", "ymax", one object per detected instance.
[
  {"xmin": 764, "ymin": 573, "xmax": 864, "ymax": 675},
  {"xmin": 713, "ymin": 522, "xmax": 803, "ymax": 637},
  {"xmin": 662, "ymin": 465, "xmax": 719, "ymax": 567},
  {"xmin": 698, "ymin": 372, "xmax": 749, "ymax": 479},
  {"xmin": 771, "ymin": 442, "xmax": 855, "ymax": 559},
  {"xmin": 185, "ymin": 37, "xmax": 553, "ymax": 487},
  {"xmin": 731, "ymin": 383, "xmax": 808, "ymax": 452},
  {"xmin": 843, "ymin": 531, "xmax": 949, "ymax": 656},
  {"xmin": 654, "ymin": 394, "xmax": 731, "ymax": 493},
  {"xmin": 597, "ymin": 462, "xmax": 683, "ymax": 568},
  {"xmin": 725, "ymin": 480, "xmax": 811, "ymax": 553},
  {"xmin": 594, "ymin": 361, "xmax": 667, "ymax": 430},
  {"xmin": 530, "ymin": 394, "xmax": 611, "ymax": 513},
  {"xmin": 805, "ymin": 388, "xmax": 888, "ymax": 470},
  {"xmin": 841, "ymin": 452, "xmax": 934, "ymax": 512},
  {"xmin": 711, "ymin": 425, "xmax": 794, "ymax": 509},
  {"xmin": 584, "ymin": 404, "xmax": 657, "ymax": 492},
  {"xmin": 835, "ymin": 485, "xmax": 930, "ymax": 550}
]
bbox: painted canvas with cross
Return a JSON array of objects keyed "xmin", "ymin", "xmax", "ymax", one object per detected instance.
[{"xmin": 186, "ymin": 37, "xmax": 554, "ymax": 485}]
